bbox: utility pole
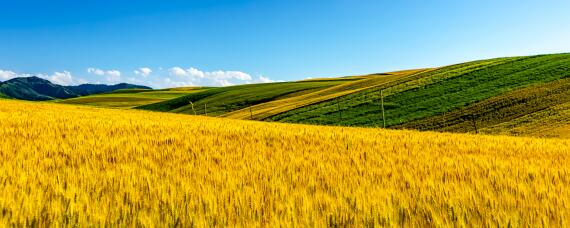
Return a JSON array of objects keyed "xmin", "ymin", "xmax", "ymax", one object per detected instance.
[
  {"xmin": 381, "ymin": 90, "xmax": 386, "ymax": 128},
  {"xmin": 189, "ymin": 101, "xmax": 197, "ymax": 115},
  {"xmin": 250, "ymin": 106, "xmax": 253, "ymax": 120},
  {"xmin": 471, "ymin": 114, "xmax": 478, "ymax": 134},
  {"xmin": 204, "ymin": 103, "xmax": 207, "ymax": 116}
]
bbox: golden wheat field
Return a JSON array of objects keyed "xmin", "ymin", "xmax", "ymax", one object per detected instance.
[{"xmin": 1, "ymin": 99, "xmax": 570, "ymax": 226}]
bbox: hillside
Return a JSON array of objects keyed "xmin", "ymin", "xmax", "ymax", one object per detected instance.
[
  {"xmin": 266, "ymin": 53, "xmax": 570, "ymax": 135},
  {"xmin": 55, "ymin": 53, "xmax": 570, "ymax": 138},
  {"xmin": 396, "ymin": 77, "xmax": 570, "ymax": 133},
  {"xmin": 136, "ymin": 80, "xmax": 353, "ymax": 116},
  {"xmin": 2, "ymin": 99, "xmax": 570, "ymax": 226},
  {"xmin": 221, "ymin": 69, "xmax": 432, "ymax": 120},
  {"xmin": 0, "ymin": 77, "xmax": 78, "ymax": 100},
  {"xmin": 58, "ymin": 87, "xmax": 205, "ymax": 109},
  {"xmin": 0, "ymin": 76, "xmax": 151, "ymax": 101}
]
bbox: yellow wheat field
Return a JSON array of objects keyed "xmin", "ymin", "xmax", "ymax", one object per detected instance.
[{"xmin": 0, "ymin": 99, "xmax": 569, "ymax": 226}]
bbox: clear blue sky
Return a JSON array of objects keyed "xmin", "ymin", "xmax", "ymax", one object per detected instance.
[{"xmin": 1, "ymin": 0, "xmax": 569, "ymax": 88}]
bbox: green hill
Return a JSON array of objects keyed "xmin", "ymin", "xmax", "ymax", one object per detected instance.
[
  {"xmin": 58, "ymin": 87, "xmax": 204, "ymax": 109},
  {"xmin": 56, "ymin": 52, "xmax": 570, "ymax": 138},
  {"xmin": 268, "ymin": 54, "xmax": 570, "ymax": 128},
  {"xmin": 136, "ymin": 80, "xmax": 354, "ymax": 116},
  {"xmin": 395, "ymin": 77, "xmax": 570, "ymax": 132}
]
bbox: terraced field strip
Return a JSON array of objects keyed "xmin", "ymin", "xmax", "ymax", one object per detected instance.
[
  {"xmin": 137, "ymin": 80, "xmax": 352, "ymax": 116},
  {"xmin": 480, "ymin": 101, "xmax": 570, "ymax": 138},
  {"xmin": 222, "ymin": 69, "xmax": 432, "ymax": 120},
  {"xmin": 269, "ymin": 56, "xmax": 521, "ymax": 125},
  {"xmin": 271, "ymin": 54, "xmax": 570, "ymax": 127},
  {"xmin": 396, "ymin": 77, "xmax": 570, "ymax": 133},
  {"xmin": 59, "ymin": 89, "xmax": 203, "ymax": 109}
]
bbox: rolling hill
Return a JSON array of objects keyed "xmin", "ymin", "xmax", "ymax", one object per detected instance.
[
  {"xmin": 58, "ymin": 87, "xmax": 205, "ymax": 109},
  {"xmin": 0, "ymin": 76, "xmax": 151, "ymax": 101},
  {"xmin": 135, "ymin": 79, "xmax": 354, "ymax": 116},
  {"xmin": 54, "ymin": 53, "xmax": 570, "ymax": 138}
]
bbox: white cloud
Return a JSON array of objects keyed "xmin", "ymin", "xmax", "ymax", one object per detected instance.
[
  {"xmin": 45, "ymin": 71, "xmax": 74, "ymax": 86},
  {"xmin": 87, "ymin": 67, "xmax": 122, "ymax": 84},
  {"xmin": 258, "ymin": 75, "xmax": 274, "ymax": 83},
  {"xmin": 76, "ymin": 78, "xmax": 89, "ymax": 84},
  {"xmin": 169, "ymin": 67, "xmax": 188, "ymax": 77},
  {"xmin": 0, "ymin": 69, "xmax": 18, "ymax": 80},
  {"xmin": 134, "ymin": 67, "xmax": 152, "ymax": 77},
  {"xmin": 163, "ymin": 78, "xmax": 194, "ymax": 88},
  {"xmin": 0, "ymin": 69, "xmax": 77, "ymax": 86},
  {"xmin": 87, "ymin": 68, "xmax": 105, "ymax": 75},
  {"xmin": 167, "ymin": 67, "xmax": 258, "ymax": 86}
]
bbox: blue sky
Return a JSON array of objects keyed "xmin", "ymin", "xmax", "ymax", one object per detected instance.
[{"xmin": 0, "ymin": 0, "xmax": 569, "ymax": 88}]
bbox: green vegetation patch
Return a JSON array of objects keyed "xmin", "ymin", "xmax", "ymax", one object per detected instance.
[
  {"xmin": 270, "ymin": 53, "xmax": 570, "ymax": 127},
  {"xmin": 136, "ymin": 81, "xmax": 348, "ymax": 116},
  {"xmin": 396, "ymin": 76, "xmax": 570, "ymax": 132}
]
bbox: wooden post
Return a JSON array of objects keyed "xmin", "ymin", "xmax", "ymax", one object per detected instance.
[
  {"xmin": 381, "ymin": 90, "xmax": 386, "ymax": 128},
  {"xmin": 471, "ymin": 114, "xmax": 478, "ymax": 134},
  {"xmin": 189, "ymin": 101, "xmax": 197, "ymax": 115},
  {"xmin": 250, "ymin": 106, "xmax": 253, "ymax": 120},
  {"xmin": 204, "ymin": 104, "xmax": 207, "ymax": 116}
]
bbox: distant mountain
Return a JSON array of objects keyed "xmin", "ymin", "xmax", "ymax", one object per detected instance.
[{"xmin": 0, "ymin": 76, "xmax": 151, "ymax": 101}]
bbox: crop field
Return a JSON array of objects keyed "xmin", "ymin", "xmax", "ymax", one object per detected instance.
[
  {"xmin": 222, "ymin": 69, "xmax": 432, "ymax": 120},
  {"xmin": 1, "ymin": 99, "xmax": 570, "ymax": 226},
  {"xmin": 270, "ymin": 54, "xmax": 570, "ymax": 128},
  {"xmin": 58, "ymin": 89, "xmax": 203, "ymax": 109},
  {"xmin": 480, "ymin": 101, "xmax": 570, "ymax": 138},
  {"xmin": 137, "ymin": 80, "xmax": 350, "ymax": 116},
  {"xmin": 397, "ymin": 77, "xmax": 570, "ymax": 133}
]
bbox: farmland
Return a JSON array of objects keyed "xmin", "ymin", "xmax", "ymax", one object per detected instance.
[
  {"xmin": 270, "ymin": 54, "xmax": 570, "ymax": 127},
  {"xmin": 1, "ymin": 99, "xmax": 569, "ymax": 226},
  {"xmin": 50, "ymin": 53, "xmax": 570, "ymax": 138},
  {"xmin": 58, "ymin": 88, "xmax": 203, "ymax": 109},
  {"xmin": 136, "ymin": 80, "xmax": 351, "ymax": 116},
  {"xmin": 397, "ymin": 77, "xmax": 570, "ymax": 133}
]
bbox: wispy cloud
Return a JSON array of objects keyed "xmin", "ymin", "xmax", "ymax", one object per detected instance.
[
  {"xmin": 134, "ymin": 67, "xmax": 152, "ymax": 77},
  {"xmin": 168, "ymin": 67, "xmax": 257, "ymax": 86},
  {"xmin": 0, "ymin": 69, "xmax": 18, "ymax": 81},
  {"xmin": 2, "ymin": 66, "xmax": 277, "ymax": 89},
  {"xmin": 44, "ymin": 71, "xmax": 74, "ymax": 86},
  {"xmin": 1, "ymin": 69, "xmax": 78, "ymax": 86},
  {"xmin": 87, "ymin": 68, "xmax": 122, "ymax": 83}
]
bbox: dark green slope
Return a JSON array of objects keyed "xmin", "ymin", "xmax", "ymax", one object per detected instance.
[
  {"xmin": 395, "ymin": 77, "xmax": 570, "ymax": 132},
  {"xmin": 269, "ymin": 53, "xmax": 570, "ymax": 127},
  {"xmin": 0, "ymin": 77, "xmax": 77, "ymax": 101}
]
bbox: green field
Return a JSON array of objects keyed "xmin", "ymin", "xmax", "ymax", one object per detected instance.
[
  {"xmin": 269, "ymin": 54, "xmax": 570, "ymax": 128},
  {"xmin": 136, "ymin": 80, "xmax": 353, "ymax": 116},
  {"xmin": 396, "ymin": 77, "xmax": 570, "ymax": 132},
  {"xmin": 222, "ymin": 69, "xmax": 431, "ymax": 120},
  {"xmin": 479, "ymin": 101, "xmax": 570, "ymax": 138},
  {"xmin": 58, "ymin": 88, "xmax": 203, "ymax": 109},
  {"xmin": 55, "ymin": 53, "xmax": 570, "ymax": 138}
]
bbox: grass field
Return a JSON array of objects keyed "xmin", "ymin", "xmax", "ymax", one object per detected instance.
[
  {"xmin": 479, "ymin": 101, "xmax": 570, "ymax": 138},
  {"xmin": 58, "ymin": 88, "xmax": 203, "ymax": 109},
  {"xmin": 222, "ymin": 69, "xmax": 431, "ymax": 120},
  {"xmin": 1, "ymin": 99, "xmax": 570, "ymax": 226},
  {"xmin": 396, "ymin": 77, "xmax": 570, "ymax": 133},
  {"xmin": 136, "ymin": 80, "xmax": 352, "ymax": 116},
  {"xmin": 270, "ymin": 54, "xmax": 570, "ymax": 128}
]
